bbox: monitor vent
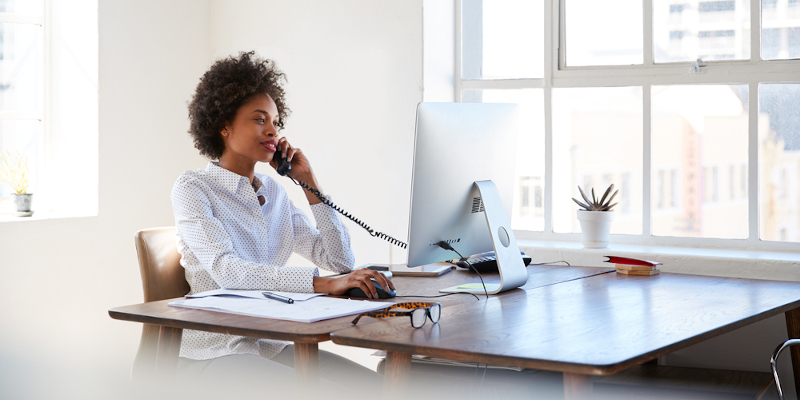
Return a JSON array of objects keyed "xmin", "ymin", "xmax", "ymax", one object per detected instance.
[{"xmin": 471, "ymin": 197, "xmax": 484, "ymax": 213}]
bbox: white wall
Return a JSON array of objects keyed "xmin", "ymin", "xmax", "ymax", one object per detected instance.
[
  {"xmin": 0, "ymin": 2, "xmax": 211, "ymax": 398},
  {"xmin": 208, "ymin": 0, "xmax": 422, "ymax": 268},
  {"xmin": 0, "ymin": 1, "xmax": 423, "ymax": 398}
]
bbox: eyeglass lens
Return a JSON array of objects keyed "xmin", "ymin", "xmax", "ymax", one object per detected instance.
[
  {"xmin": 430, "ymin": 303, "xmax": 441, "ymax": 323},
  {"xmin": 411, "ymin": 308, "xmax": 427, "ymax": 328}
]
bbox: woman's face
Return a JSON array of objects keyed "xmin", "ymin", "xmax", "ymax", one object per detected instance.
[{"xmin": 221, "ymin": 93, "xmax": 280, "ymax": 164}]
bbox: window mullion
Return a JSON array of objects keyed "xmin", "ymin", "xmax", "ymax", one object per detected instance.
[
  {"xmin": 748, "ymin": 81, "xmax": 759, "ymax": 243},
  {"xmin": 643, "ymin": 85, "xmax": 652, "ymax": 237},
  {"xmin": 557, "ymin": 0, "xmax": 566, "ymax": 71},
  {"xmin": 750, "ymin": 0, "xmax": 760, "ymax": 63},
  {"xmin": 41, "ymin": 0, "xmax": 52, "ymax": 212},
  {"xmin": 643, "ymin": 0, "xmax": 653, "ymax": 66},
  {"xmin": 454, "ymin": 0, "xmax": 463, "ymax": 102},
  {"xmin": 545, "ymin": 0, "xmax": 555, "ymax": 234}
]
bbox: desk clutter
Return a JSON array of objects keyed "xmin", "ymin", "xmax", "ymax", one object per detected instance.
[{"xmin": 605, "ymin": 256, "xmax": 662, "ymax": 276}]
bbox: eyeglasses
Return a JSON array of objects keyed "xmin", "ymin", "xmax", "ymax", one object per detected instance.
[{"xmin": 351, "ymin": 302, "xmax": 442, "ymax": 328}]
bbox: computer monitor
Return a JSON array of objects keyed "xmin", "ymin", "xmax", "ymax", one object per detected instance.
[{"xmin": 405, "ymin": 102, "xmax": 528, "ymax": 294}]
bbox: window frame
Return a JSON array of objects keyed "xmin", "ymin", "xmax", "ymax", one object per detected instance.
[
  {"xmin": 454, "ymin": 0, "xmax": 800, "ymax": 252},
  {"xmin": 0, "ymin": 1, "xmax": 49, "ymax": 212}
]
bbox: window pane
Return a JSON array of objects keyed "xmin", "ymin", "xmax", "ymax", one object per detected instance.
[
  {"xmin": 565, "ymin": 0, "xmax": 643, "ymax": 66},
  {"xmin": 759, "ymin": 84, "xmax": 800, "ymax": 242},
  {"xmin": 0, "ymin": 22, "xmax": 43, "ymax": 113},
  {"xmin": 463, "ymin": 89, "xmax": 545, "ymax": 231},
  {"xmin": 0, "ymin": 119, "xmax": 40, "ymax": 198},
  {"xmin": 652, "ymin": 85, "xmax": 748, "ymax": 239},
  {"xmin": 462, "ymin": 0, "xmax": 544, "ymax": 79},
  {"xmin": 0, "ymin": 0, "xmax": 43, "ymax": 16},
  {"xmin": 552, "ymin": 87, "xmax": 643, "ymax": 234},
  {"xmin": 654, "ymin": 0, "xmax": 750, "ymax": 63},
  {"xmin": 762, "ymin": 1, "xmax": 800, "ymax": 60}
]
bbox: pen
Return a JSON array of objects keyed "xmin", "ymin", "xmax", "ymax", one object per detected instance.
[{"xmin": 262, "ymin": 292, "xmax": 294, "ymax": 304}]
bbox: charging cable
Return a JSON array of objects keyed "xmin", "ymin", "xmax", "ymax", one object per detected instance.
[{"xmin": 435, "ymin": 241, "xmax": 489, "ymax": 299}]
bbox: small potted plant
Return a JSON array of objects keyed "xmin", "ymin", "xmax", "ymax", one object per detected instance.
[
  {"xmin": 0, "ymin": 150, "xmax": 33, "ymax": 217},
  {"xmin": 572, "ymin": 184, "xmax": 617, "ymax": 248}
]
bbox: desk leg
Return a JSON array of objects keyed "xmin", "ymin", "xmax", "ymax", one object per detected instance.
[
  {"xmin": 154, "ymin": 326, "xmax": 182, "ymax": 381},
  {"xmin": 563, "ymin": 372, "xmax": 592, "ymax": 400},
  {"xmin": 294, "ymin": 342, "xmax": 319, "ymax": 394},
  {"xmin": 383, "ymin": 351, "xmax": 411, "ymax": 399},
  {"xmin": 785, "ymin": 307, "xmax": 800, "ymax": 400}
]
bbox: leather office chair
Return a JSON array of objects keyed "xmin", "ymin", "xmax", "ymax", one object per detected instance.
[{"xmin": 131, "ymin": 226, "xmax": 190, "ymax": 381}]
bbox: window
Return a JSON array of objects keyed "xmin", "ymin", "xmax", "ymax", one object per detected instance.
[
  {"xmin": 655, "ymin": 0, "xmax": 749, "ymax": 62},
  {"xmin": 763, "ymin": 2, "xmax": 800, "ymax": 60},
  {"xmin": 0, "ymin": 0, "xmax": 98, "ymax": 219},
  {"xmin": 455, "ymin": 0, "xmax": 800, "ymax": 249},
  {"xmin": 0, "ymin": 1, "xmax": 44, "ymax": 213}
]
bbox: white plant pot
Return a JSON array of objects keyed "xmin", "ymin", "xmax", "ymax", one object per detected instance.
[
  {"xmin": 577, "ymin": 210, "xmax": 614, "ymax": 249},
  {"xmin": 12, "ymin": 193, "xmax": 34, "ymax": 217}
]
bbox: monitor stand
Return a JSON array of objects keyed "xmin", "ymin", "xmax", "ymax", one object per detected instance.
[{"xmin": 439, "ymin": 180, "xmax": 529, "ymax": 295}]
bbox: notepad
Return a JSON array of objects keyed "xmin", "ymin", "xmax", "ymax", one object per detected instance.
[{"xmin": 169, "ymin": 296, "xmax": 392, "ymax": 323}]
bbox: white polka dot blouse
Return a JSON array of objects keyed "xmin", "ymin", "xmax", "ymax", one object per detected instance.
[{"xmin": 171, "ymin": 161, "xmax": 355, "ymax": 360}]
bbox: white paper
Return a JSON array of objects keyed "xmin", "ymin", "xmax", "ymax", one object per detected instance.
[
  {"xmin": 186, "ymin": 288, "xmax": 324, "ymax": 302},
  {"xmin": 169, "ymin": 296, "xmax": 393, "ymax": 323}
]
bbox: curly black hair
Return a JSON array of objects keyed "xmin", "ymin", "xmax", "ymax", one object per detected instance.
[{"xmin": 187, "ymin": 51, "xmax": 290, "ymax": 159}]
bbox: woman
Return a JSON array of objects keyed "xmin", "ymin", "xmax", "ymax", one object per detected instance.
[{"xmin": 171, "ymin": 51, "xmax": 392, "ymax": 393}]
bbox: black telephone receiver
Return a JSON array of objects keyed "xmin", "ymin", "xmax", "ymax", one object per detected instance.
[
  {"xmin": 273, "ymin": 147, "xmax": 406, "ymax": 249},
  {"xmin": 274, "ymin": 148, "xmax": 292, "ymax": 177}
]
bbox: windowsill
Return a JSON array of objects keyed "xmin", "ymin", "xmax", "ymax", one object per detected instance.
[
  {"xmin": 517, "ymin": 239, "xmax": 800, "ymax": 282},
  {"xmin": 0, "ymin": 210, "xmax": 97, "ymax": 223}
]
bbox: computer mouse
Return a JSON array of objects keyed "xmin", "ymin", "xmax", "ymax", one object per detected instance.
[{"xmin": 346, "ymin": 278, "xmax": 396, "ymax": 299}]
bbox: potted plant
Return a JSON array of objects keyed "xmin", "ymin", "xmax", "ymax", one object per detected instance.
[
  {"xmin": 572, "ymin": 184, "xmax": 617, "ymax": 248},
  {"xmin": 0, "ymin": 150, "xmax": 33, "ymax": 217}
]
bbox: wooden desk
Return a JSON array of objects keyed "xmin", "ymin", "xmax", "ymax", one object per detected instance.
[
  {"xmin": 331, "ymin": 271, "xmax": 800, "ymax": 399},
  {"xmin": 108, "ymin": 264, "xmax": 609, "ymax": 389}
]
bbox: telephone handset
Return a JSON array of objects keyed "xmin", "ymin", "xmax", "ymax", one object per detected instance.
[
  {"xmin": 274, "ymin": 148, "xmax": 292, "ymax": 177},
  {"xmin": 273, "ymin": 147, "xmax": 407, "ymax": 249}
]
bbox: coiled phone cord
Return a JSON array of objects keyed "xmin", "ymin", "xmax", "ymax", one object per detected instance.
[{"xmin": 288, "ymin": 176, "xmax": 408, "ymax": 249}]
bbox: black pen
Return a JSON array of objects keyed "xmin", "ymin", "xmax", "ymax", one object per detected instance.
[{"xmin": 262, "ymin": 292, "xmax": 294, "ymax": 304}]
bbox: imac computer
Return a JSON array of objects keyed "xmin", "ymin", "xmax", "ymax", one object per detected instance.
[{"xmin": 406, "ymin": 102, "xmax": 528, "ymax": 294}]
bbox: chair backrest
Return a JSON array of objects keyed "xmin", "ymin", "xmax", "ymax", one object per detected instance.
[
  {"xmin": 771, "ymin": 338, "xmax": 800, "ymax": 400},
  {"xmin": 131, "ymin": 227, "xmax": 189, "ymax": 382},
  {"xmin": 134, "ymin": 226, "xmax": 190, "ymax": 302}
]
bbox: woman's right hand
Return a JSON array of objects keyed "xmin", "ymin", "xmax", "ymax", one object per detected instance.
[{"xmin": 313, "ymin": 269, "xmax": 395, "ymax": 299}]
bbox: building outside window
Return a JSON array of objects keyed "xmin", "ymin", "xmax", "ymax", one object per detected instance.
[{"xmin": 457, "ymin": 0, "xmax": 800, "ymax": 249}]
